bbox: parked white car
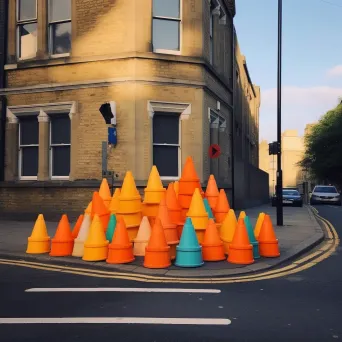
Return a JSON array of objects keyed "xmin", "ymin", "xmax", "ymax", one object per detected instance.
[{"xmin": 310, "ymin": 185, "xmax": 341, "ymax": 206}]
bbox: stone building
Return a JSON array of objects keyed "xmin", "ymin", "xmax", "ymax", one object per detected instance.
[{"xmin": 0, "ymin": 0, "xmax": 268, "ymax": 219}]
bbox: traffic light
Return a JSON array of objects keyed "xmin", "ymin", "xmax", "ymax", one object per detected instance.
[
  {"xmin": 268, "ymin": 141, "xmax": 279, "ymax": 155},
  {"xmin": 99, "ymin": 102, "xmax": 116, "ymax": 125}
]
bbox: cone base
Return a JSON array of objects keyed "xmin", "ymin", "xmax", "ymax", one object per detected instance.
[
  {"xmin": 227, "ymin": 245, "xmax": 254, "ymax": 265},
  {"xmin": 72, "ymin": 240, "xmax": 85, "ymax": 257},
  {"xmin": 107, "ymin": 244, "xmax": 135, "ymax": 264},
  {"xmin": 127, "ymin": 226, "xmax": 139, "ymax": 242},
  {"xmin": 259, "ymin": 240, "xmax": 280, "ymax": 258},
  {"xmin": 26, "ymin": 239, "xmax": 50, "ymax": 254},
  {"xmin": 116, "ymin": 212, "xmax": 142, "ymax": 227},
  {"xmin": 144, "ymin": 248, "xmax": 171, "ymax": 269},
  {"xmin": 202, "ymin": 245, "xmax": 226, "ymax": 262},
  {"xmin": 144, "ymin": 189, "xmax": 166, "ymax": 204},
  {"xmin": 117, "ymin": 199, "xmax": 142, "ymax": 214},
  {"xmin": 83, "ymin": 244, "xmax": 109, "ymax": 262},
  {"xmin": 175, "ymin": 248, "xmax": 204, "ymax": 268},
  {"xmin": 142, "ymin": 203, "xmax": 159, "ymax": 217},
  {"xmin": 133, "ymin": 241, "xmax": 148, "ymax": 256},
  {"xmin": 49, "ymin": 240, "xmax": 74, "ymax": 257},
  {"xmin": 168, "ymin": 242, "xmax": 178, "ymax": 260}
]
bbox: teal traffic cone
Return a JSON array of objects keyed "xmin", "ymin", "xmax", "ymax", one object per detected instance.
[
  {"xmin": 244, "ymin": 216, "xmax": 260, "ymax": 259},
  {"xmin": 106, "ymin": 214, "xmax": 117, "ymax": 243},
  {"xmin": 203, "ymin": 198, "xmax": 214, "ymax": 219},
  {"xmin": 175, "ymin": 218, "xmax": 204, "ymax": 268}
]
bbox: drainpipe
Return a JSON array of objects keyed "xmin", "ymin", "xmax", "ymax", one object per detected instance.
[
  {"xmin": 231, "ymin": 24, "xmax": 236, "ymax": 209},
  {"xmin": 0, "ymin": 0, "xmax": 8, "ymax": 181}
]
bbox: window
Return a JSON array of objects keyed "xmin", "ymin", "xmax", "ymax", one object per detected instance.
[
  {"xmin": 209, "ymin": 6, "xmax": 214, "ymax": 64},
  {"xmin": 48, "ymin": 0, "xmax": 72, "ymax": 56},
  {"xmin": 152, "ymin": 0, "xmax": 181, "ymax": 54},
  {"xmin": 152, "ymin": 113, "xmax": 180, "ymax": 178},
  {"xmin": 49, "ymin": 114, "xmax": 71, "ymax": 178},
  {"xmin": 16, "ymin": 0, "xmax": 37, "ymax": 60},
  {"xmin": 18, "ymin": 116, "xmax": 39, "ymax": 179}
]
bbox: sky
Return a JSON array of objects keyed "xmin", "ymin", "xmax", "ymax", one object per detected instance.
[{"xmin": 234, "ymin": 0, "xmax": 342, "ymax": 142}]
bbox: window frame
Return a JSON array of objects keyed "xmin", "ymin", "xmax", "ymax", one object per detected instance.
[
  {"xmin": 209, "ymin": 6, "xmax": 214, "ymax": 64},
  {"xmin": 18, "ymin": 115, "xmax": 39, "ymax": 180},
  {"xmin": 48, "ymin": 0, "xmax": 72, "ymax": 58},
  {"xmin": 49, "ymin": 114, "xmax": 71, "ymax": 180},
  {"xmin": 16, "ymin": 0, "xmax": 38, "ymax": 61},
  {"xmin": 152, "ymin": 0, "xmax": 182, "ymax": 56}
]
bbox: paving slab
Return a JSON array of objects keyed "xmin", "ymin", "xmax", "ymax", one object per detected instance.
[{"xmin": 0, "ymin": 205, "xmax": 325, "ymax": 278}]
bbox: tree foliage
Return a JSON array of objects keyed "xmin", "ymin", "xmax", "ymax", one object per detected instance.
[{"xmin": 299, "ymin": 103, "xmax": 342, "ymax": 186}]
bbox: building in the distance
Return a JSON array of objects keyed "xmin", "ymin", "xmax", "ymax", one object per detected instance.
[{"xmin": 0, "ymin": 0, "xmax": 268, "ymax": 219}]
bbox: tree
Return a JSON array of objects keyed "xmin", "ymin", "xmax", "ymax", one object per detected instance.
[{"xmin": 299, "ymin": 103, "xmax": 342, "ymax": 187}]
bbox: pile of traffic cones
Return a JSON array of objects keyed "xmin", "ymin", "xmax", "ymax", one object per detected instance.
[{"xmin": 25, "ymin": 156, "xmax": 281, "ymax": 269}]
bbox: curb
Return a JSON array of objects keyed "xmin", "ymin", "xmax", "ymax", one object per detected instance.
[{"xmin": 0, "ymin": 206, "xmax": 326, "ymax": 279}]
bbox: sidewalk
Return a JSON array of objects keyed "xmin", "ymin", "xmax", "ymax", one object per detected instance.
[{"xmin": 0, "ymin": 205, "xmax": 324, "ymax": 277}]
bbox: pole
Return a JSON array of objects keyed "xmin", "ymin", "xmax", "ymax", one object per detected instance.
[{"xmin": 276, "ymin": 0, "xmax": 283, "ymax": 226}]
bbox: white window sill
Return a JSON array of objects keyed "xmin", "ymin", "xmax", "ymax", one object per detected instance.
[
  {"xmin": 50, "ymin": 53, "xmax": 71, "ymax": 59},
  {"xmin": 19, "ymin": 177, "xmax": 38, "ymax": 181},
  {"xmin": 153, "ymin": 49, "xmax": 181, "ymax": 56},
  {"xmin": 50, "ymin": 176, "xmax": 70, "ymax": 180},
  {"xmin": 4, "ymin": 64, "xmax": 18, "ymax": 70},
  {"xmin": 160, "ymin": 176, "xmax": 180, "ymax": 181}
]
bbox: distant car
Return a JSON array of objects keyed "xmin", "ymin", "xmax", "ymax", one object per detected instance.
[
  {"xmin": 272, "ymin": 189, "xmax": 303, "ymax": 207},
  {"xmin": 310, "ymin": 185, "xmax": 341, "ymax": 206}
]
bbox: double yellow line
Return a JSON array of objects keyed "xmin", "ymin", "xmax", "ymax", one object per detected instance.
[{"xmin": 0, "ymin": 207, "xmax": 339, "ymax": 284}]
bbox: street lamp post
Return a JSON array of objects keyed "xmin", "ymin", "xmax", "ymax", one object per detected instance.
[{"xmin": 276, "ymin": 0, "xmax": 283, "ymax": 226}]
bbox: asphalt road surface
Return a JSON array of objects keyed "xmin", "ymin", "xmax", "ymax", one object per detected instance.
[{"xmin": 0, "ymin": 205, "xmax": 341, "ymax": 342}]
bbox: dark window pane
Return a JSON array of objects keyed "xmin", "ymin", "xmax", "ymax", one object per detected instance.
[
  {"xmin": 52, "ymin": 146, "xmax": 70, "ymax": 177},
  {"xmin": 21, "ymin": 146, "xmax": 38, "ymax": 177},
  {"xmin": 51, "ymin": 22, "xmax": 71, "ymax": 54},
  {"xmin": 49, "ymin": 0, "xmax": 71, "ymax": 21},
  {"xmin": 153, "ymin": 145, "xmax": 178, "ymax": 177},
  {"xmin": 50, "ymin": 114, "xmax": 70, "ymax": 144},
  {"xmin": 153, "ymin": 0, "xmax": 180, "ymax": 18},
  {"xmin": 153, "ymin": 19, "xmax": 180, "ymax": 51},
  {"xmin": 19, "ymin": 23, "xmax": 37, "ymax": 59},
  {"xmin": 153, "ymin": 113, "xmax": 179, "ymax": 144},
  {"xmin": 18, "ymin": 0, "xmax": 37, "ymax": 21},
  {"xmin": 20, "ymin": 116, "xmax": 39, "ymax": 145}
]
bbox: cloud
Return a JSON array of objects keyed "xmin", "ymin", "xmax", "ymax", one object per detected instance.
[
  {"xmin": 259, "ymin": 86, "xmax": 342, "ymax": 142},
  {"xmin": 327, "ymin": 65, "xmax": 342, "ymax": 77}
]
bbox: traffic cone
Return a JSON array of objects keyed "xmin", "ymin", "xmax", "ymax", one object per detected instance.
[
  {"xmin": 156, "ymin": 197, "xmax": 179, "ymax": 260},
  {"xmin": 165, "ymin": 183, "xmax": 184, "ymax": 238},
  {"xmin": 83, "ymin": 215, "xmax": 109, "ymax": 261},
  {"xmin": 214, "ymin": 189, "xmax": 230, "ymax": 224},
  {"xmin": 144, "ymin": 165, "xmax": 166, "ymax": 204},
  {"xmin": 205, "ymin": 174, "xmax": 220, "ymax": 211},
  {"xmin": 174, "ymin": 181, "xmax": 179, "ymax": 198},
  {"xmin": 26, "ymin": 214, "xmax": 50, "ymax": 254},
  {"xmin": 85, "ymin": 201, "xmax": 92, "ymax": 217},
  {"xmin": 106, "ymin": 214, "xmax": 117, "ymax": 243},
  {"xmin": 133, "ymin": 216, "xmax": 152, "ymax": 256},
  {"xmin": 227, "ymin": 218, "xmax": 254, "ymax": 265},
  {"xmin": 175, "ymin": 218, "xmax": 204, "ymax": 268},
  {"xmin": 258, "ymin": 214, "xmax": 280, "ymax": 257},
  {"xmin": 201, "ymin": 219, "xmax": 225, "ymax": 261},
  {"xmin": 99, "ymin": 178, "xmax": 112, "ymax": 208},
  {"xmin": 107, "ymin": 217, "xmax": 135, "ymax": 264},
  {"xmin": 200, "ymin": 187, "xmax": 205, "ymax": 199},
  {"xmin": 203, "ymin": 198, "xmax": 214, "ymax": 219},
  {"xmin": 186, "ymin": 188, "xmax": 208, "ymax": 244},
  {"xmin": 50, "ymin": 214, "xmax": 74, "ymax": 257},
  {"xmin": 109, "ymin": 188, "xmax": 121, "ymax": 214},
  {"xmin": 92, "ymin": 192, "xmax": 111, "ymax": 232},
  {"xmin": 144, "ymin": 217, "xmax": 171, "ymax": 269},
  {"xmin": 254, "ymin": 212, "xmax": 265, "ymax": 240},
  {"xmin": 72, "ymin": 214, "xmax": 84, "ymax": 239},
  {"xmin": 238, "ymin": 211, "xmax": 246, "ymax": 220},
  {"xmin": 72, "ymin": 213, "xmax": 91, "ymax": 257},
  {"xmin": 244, "ymin": 216, "xmax": 260, "ymax": 259},
  {"xmin": 219, "ymin": 209, "xmax": 237, "ymax": 254}
]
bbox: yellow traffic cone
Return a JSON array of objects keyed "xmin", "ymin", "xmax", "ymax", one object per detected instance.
[
  {"xmin": 133, "ymin": 216, "xmax": 152, "ymax": 256},
  {"xmin": 109, "ymin": 188, "xmax": 121, "ymax": 214},
  {"xmin": 144, "ymin": 165, "xmax": 166, "ymax": 204},
  {"xmin": 26, "ymin": 214, "xmax": 51, "ymax": 254},
  {"xmin": 99, "ymin": 178, "xmax": 112, "ymax": 208},
  {"xmin": 219, "ymin": 209, "xmax": 237, "ymax": 254},
  {"xmin": 85, "ymin": 201, "xmax": 92, "ymax": 217},
  {"xmin": 254, "ymin": 212, "xmax": 265, "ymax": 240},
  {"xmin": 83, "ymin": 215, "xmax": 109, "ymax": 261},
  {"xmin": 238, "ymin": 211, "xmax": 246, "ymax": 221}
]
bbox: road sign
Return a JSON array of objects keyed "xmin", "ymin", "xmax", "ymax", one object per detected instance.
[{"xmin": 209, "ymin": 144, "xmax": 221, "ymax": 159}]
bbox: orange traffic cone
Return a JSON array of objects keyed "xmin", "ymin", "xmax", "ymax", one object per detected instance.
[
  {"xmin": 156, "ymin": 197, "xmax": 179, "ymax": 260},
  {"xmin": 109, "ymin": 188, "xmax": 121, "ymax": 214},
  {"xmin": 258, "ymin": 214, "xmax": 280, "ymax": 257},
  {"xmin": 50, "ymin": 214, "xmax": 74, "ymax": 257},
  {"xmin": 205, "ymin": 175, "xmax": 220, "ymax": 212},
  {"xmin": 99, "ymin": 178, "xmax": 112, "ymax": 208},
  {"xmin": 92, "ymin": 192, "xmax": 111, "ymax": 232},
  {"xmin": 107, "ymin": 217, "xmax": 135, "ymax": 264},
  {"xmin": 165, "ymin": 183, "xmax": 184, "ymax": 238},
  {"xmin": 238, "ymin": 211, "xmax": 246, "ymax": 220},
  {"xmin": 201, "ymin": 219, "xmax": 225, "ymax": 261},
  {"xmin": 227, "ymin": 218, "xmax": 254, "ymax": 265},
  {"xmin": 144, "ymin": 217, "xmax": 171, "ymax": 269},
  {"xmin": 72, "ymin": 214, "xmax": 84, "ymax": 239},
  {"xmin": 26, "ymin": 214, "xmax": 50, "ymax": 254},
  {"xmin": 214, "ymin": 189, "xmax": 230, "ymax": 224},
  {"xmin": 254, "ymin": 212, "xmax": 265, "ymax": 240},
  {"xmin": 174, "ymin": 181, "xmax": 179, "ymax": 198}
]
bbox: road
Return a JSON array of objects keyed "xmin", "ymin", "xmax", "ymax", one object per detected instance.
[{"xmin": 0, "ymin": 205, "xmax": 341, "ymax": 342}]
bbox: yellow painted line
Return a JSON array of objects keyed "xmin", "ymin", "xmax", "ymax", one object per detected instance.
[{"xmin": 0, "ymin": 209, "xmax": 338, "ymax": 284}]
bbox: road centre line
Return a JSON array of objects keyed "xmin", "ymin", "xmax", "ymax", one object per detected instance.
[
  {"xmin": 25, "ymin": 288, "xmax": 221, "ymax": 294},
  {"xmin": 0, "ymin": 317, "xmax": 231, "ymax": 326}
]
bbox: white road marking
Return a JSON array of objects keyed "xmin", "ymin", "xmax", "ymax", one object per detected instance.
[
  {"xmin": 25, "ymin": 287, "xmax": 221, "ymax": 294},
  {"xmin": 0, "ymin": 317, "xmax": 231, "ymax": 325}
]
